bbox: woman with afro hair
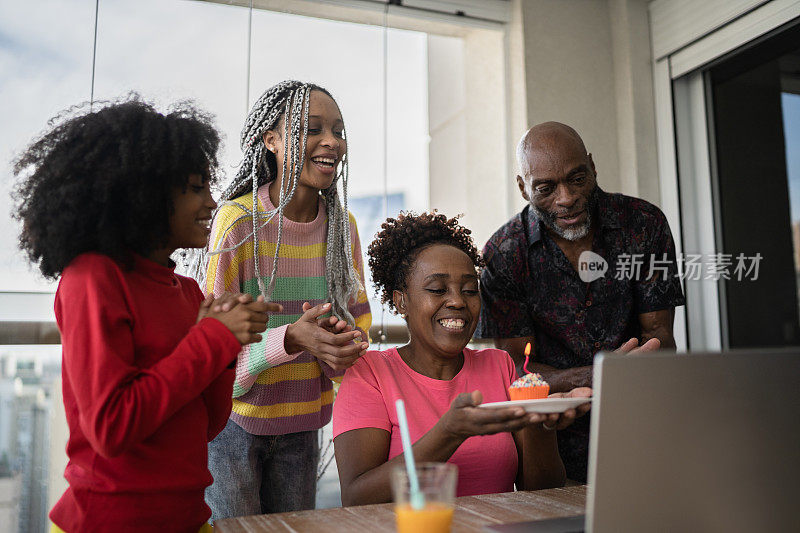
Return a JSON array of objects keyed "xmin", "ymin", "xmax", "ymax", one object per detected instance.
[
  {"xmin": 13, "ymin": 97, "xmax": 280, "ymax": 533},
  {"xmin": 332, "ymin": 212, "xmax": 592, "ymax": 504}
]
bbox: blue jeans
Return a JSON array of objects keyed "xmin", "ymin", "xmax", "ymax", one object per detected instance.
[{"xmin": 206, "ymin": 419, "xmax": 319, "ymax": 522}]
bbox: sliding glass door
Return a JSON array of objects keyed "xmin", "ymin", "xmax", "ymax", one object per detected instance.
[{"xmin": 707, "ymin": 22, "xmax": 800, "ymax": 348}]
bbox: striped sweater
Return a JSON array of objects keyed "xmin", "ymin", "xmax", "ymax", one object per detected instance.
[{"xmin": 205, "ymin": 185, "xmax": 372, "ymax": 435}]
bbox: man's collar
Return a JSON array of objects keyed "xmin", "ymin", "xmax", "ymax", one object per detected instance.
[
  {"xmin": 524, "ymin": 204, "xmax": 544, "ymax": 245},
  {"xmin": 594, "ymin": 187, "xmax": 622, "ymax": 230},
  {"xmin": 525, "ymin": 187, "xmax": 618, "ymax": 248}
]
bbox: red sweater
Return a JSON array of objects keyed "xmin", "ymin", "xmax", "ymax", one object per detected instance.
[{"xmin": 50, "ymin": 253, "xmax": 240, "ymax": 533}]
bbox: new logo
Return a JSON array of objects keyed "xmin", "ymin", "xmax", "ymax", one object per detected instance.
[{"xmin": 578, "ymin": 251, "xmax": 608, "ymax": 283}]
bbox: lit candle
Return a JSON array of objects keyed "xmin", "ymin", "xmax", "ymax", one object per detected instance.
[{"xmin": 523, "ymin": 342, "xmax": 532, "ymax": 374}]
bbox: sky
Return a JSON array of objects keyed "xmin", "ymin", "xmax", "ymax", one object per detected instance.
[
  {"xmin": 783, "ymin": 92, "xmax": 800, "ymax": 222},
  {"xmin": 0, "ymin": 0, "xmax": 429, "ymax": 302}
]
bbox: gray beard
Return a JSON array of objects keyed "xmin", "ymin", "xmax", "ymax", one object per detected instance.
[
  {"xmin": 529, "ymin": 186, "xmax": 598, "ymax": 242},
  {"xmin": 533, "ymin": 206, "xmax": 591, "ymax": 241}
]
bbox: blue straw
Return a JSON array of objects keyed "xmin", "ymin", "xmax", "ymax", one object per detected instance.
[{"xmin": 395, "ymin": 399, "xmax": 425, "ymax": 510}]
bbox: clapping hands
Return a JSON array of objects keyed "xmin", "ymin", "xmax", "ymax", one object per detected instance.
[
  {"xmin": 198, "ymin": 292, "xmax": 282, "ymax": 345},
  {"xmin": 284, "ymin": 302, "xmax": 369, "ymax": 372}
]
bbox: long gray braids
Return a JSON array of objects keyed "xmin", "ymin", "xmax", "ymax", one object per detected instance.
[{"xmin": 189, "ymin": 80, "xmax": 362, "ymax": 326}]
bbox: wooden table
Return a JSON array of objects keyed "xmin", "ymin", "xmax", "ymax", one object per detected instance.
[{"xmin": 215, "ymin": 485, "xmax": 586, "ymax": 532}]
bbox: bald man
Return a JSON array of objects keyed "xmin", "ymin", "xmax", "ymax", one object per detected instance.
[{"xmin": 475, "ymin": 122, "xmax": 685, "ymax": 481}]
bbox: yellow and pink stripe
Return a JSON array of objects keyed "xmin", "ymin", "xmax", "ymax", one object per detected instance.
[{"xmin": 205, "ymin": 187, "xmax": 371, "ymax": 435}]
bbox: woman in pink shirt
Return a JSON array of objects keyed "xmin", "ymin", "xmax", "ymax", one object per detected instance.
[{"xmin": 333, "ymin": 212, "xmax": 591, "ymax": 505}]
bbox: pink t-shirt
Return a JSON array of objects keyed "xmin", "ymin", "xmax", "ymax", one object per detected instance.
[{"xmin": 333, "ymin": 347, "xmax": 518, "ymax": 497}]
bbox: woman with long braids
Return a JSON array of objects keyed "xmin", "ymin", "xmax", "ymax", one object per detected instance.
[{"xmin": 202, "ymin": 81, "xmax": 371, "ymax": 519}]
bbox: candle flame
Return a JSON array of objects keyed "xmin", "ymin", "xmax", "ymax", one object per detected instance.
[{"xmin": 524, "ymin": 342, "xmax": 531, "ymax": 357}]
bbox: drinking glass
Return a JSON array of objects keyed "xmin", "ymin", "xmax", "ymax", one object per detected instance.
[{"xmin": 391, "ymin": 462, "xmax": 457, "ymax": 533}]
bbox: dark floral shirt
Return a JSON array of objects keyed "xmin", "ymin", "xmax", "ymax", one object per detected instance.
[{"xmin": 476, "ymin": 188, "xmax": 685, "ymax": 481}]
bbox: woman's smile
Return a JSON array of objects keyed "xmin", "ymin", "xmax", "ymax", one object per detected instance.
[
  {"xmin": 309, "ymin": 154, "xmax": 337, "ymax": 175},
  {"xmin": 437, "ymin": 317, "xmax": 467, "ymax": 331},
  {"xmin": 397, "ymin": 243, "xmax": 481, "ymax": 361}
]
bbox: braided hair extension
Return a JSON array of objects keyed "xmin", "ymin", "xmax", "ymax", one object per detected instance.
[
  {"xmin": 191, "ymin": 81, "xmax": 361, "ymax": 325},
  {"xmin": 367, "ymin": 211, "xmax": 484, "ymax": 313}
]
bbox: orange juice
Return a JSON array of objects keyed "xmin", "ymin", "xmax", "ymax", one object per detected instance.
[{"xmin": 395, "ymin": 503, "xmax": 454, "ymax": 533}]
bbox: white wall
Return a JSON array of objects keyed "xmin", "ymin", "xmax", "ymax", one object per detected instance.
[
  {"xmin": 610, "ymin": 0, "xmax": 660, "ymax": 203},
  {"xmin": 428, "ymin": 35, "xmax": 468, "ymax": 226},
  {"xmin": 427, "ymin": 28, "xmax": 514, "ymax": 249},
  {"xmin": 511, "ymin": 0, "xmax": 660, "ymax": 208},
  {"xmin": 518, "ymin": 0, "xmax": 621, "ymax": 201}
]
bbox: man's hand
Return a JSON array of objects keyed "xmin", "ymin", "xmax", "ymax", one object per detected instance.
[
  {"xmin": 285, "ymin": 302, "xmax": 369, "ymax": 372},
  {"xmin": 638, "ymin": 309, "xmax": 677, "ymax": 350},
  {"xmin": 538, "ymin": 387, "xmax": 592, "ymax": 431},
  {"xmin": 614, "ymin": 337, "xmax": 661, "ymax": 354}
]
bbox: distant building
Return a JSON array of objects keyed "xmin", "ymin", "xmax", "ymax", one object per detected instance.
[
  {"xmin": 793, "ymin": 221, "xmax": 800, "ymax": 272},
  {"xmin": 0, "ymin": 377, "xmax": 16, "ymax": 464},
  {"xmin": 0, "ymin": 473, "xmax": 21, "ymax": 532},
  {"xmin": 0, "ymin": 353, "xmax": 55, "ymax": 533},
  {"xmin": 47, "ymin": 378, "xmax": 68, "ymax": 522}
]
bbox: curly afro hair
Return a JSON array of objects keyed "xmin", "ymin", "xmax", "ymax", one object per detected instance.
[
  {"xmin": 367, "ymin": 211, "xmax": 483, "ymax": 313},
  {"xmin": 12, "ymin": 96, "xmax": 221, "ymax": 279}
]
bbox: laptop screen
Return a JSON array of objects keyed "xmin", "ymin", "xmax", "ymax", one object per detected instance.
[{"xmin": 586, "ymin": 350, "xmax": 800, "ymax": 532}]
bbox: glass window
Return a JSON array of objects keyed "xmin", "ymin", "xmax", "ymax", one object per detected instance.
[
  {"xmin": 0, "ymin": 1, "xmax": 96, "ymax": 293},
  {"xmin": 708, "ymin": 22, "xmax": 800, "ymax": 348},
  {"xmin": 1, "ymin": 0, "xmax": 432, "ymax": 522},
  {"xmin": 246, "ymin": 8, "xmax": 429, "ymax": 328}
]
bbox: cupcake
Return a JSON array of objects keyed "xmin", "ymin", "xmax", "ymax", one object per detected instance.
[{"xmin": 508, "ymin": 372, "xmax": 550, "ymax": 400}]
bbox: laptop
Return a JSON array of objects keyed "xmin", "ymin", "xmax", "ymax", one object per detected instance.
[{"xmin": 486, "ymin": 349, "xmax": 800, "ymax": 532}]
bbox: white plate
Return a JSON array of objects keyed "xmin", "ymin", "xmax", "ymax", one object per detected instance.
[{"xmin": 477, "ymin": 397, "xmax": 591, "ymax": 414}]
